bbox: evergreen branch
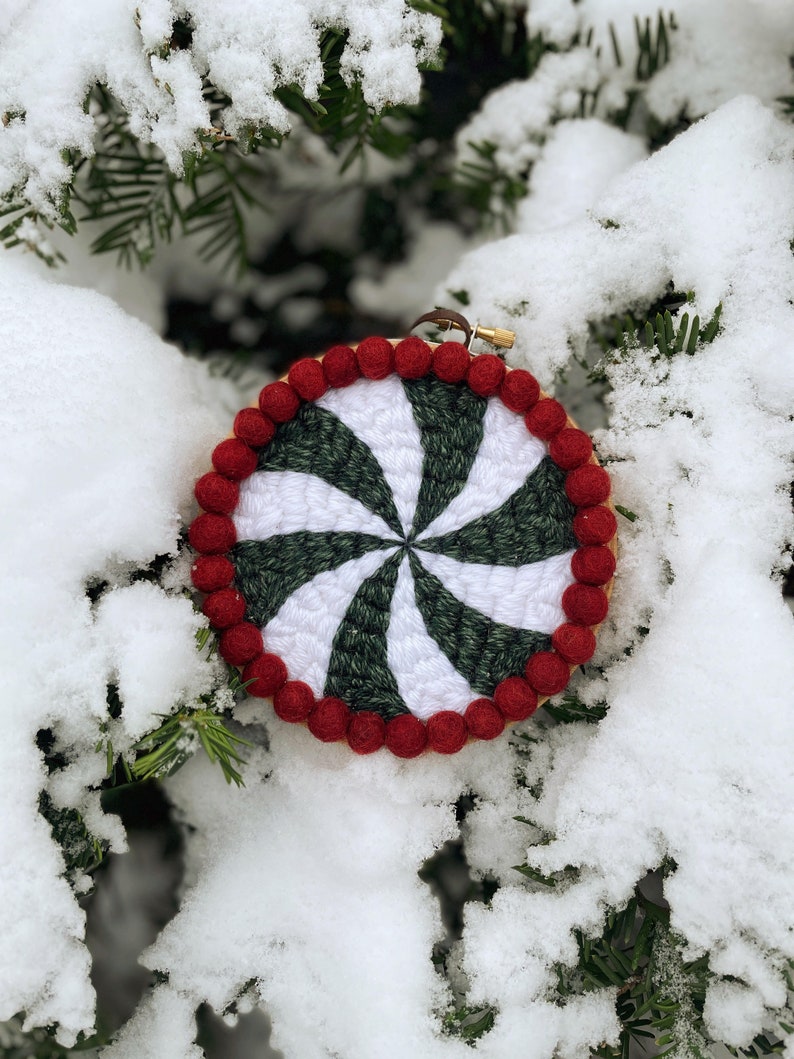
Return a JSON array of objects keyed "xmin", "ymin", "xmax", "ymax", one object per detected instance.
[
  {"xmin": 455, "ymin": 140, "xmax": 528, "ymax": 228},
  {"xmin": 37, "ymin": 792, "xmax": 106, "ymax": 879},
  {"xmin": 131, "ymin": 708, "xmax": 252, "ymax": 786},
  {"xmin": 589, "ymin": 297, "xmax": 723, "ymax": 383},
  {"xmin": 634, "ymin": 11, "xmax": 678, "ymax": 82},
  {"xmin": 541, "ymin": 691, "xmax": 609, "ymax": 725},
  {"xmin": 551, "ymin": 877, "xmax": 793, "ymax": 1058},
  {"xmin": 442, "ymin": 1003, "xmax": 496, "ymax": 1043}
]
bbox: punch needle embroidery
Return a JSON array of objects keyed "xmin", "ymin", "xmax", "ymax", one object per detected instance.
[{"xmin": 190, "ymin": 330, "xmax": 617, "ymax": 757}]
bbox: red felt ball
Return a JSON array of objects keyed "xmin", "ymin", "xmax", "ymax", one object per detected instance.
[
  {"xmin": 347, "ymin": 711, "xmax": 387, "ymax": 754},
  {"xmin": 356, "ymin": 336, "xmax": 394, "ymax": 380},
  {"xmin": 202, "ymin": 587, "xmax": 246, "ymax": 629},
  {"xmin": 234, "ymin": 407, "xmax": 276, "ymax": 448},
  {"xmin": 432, "ymin": 341, "xmax": 470, "ymax": 382},
  {"xmin": 194, "ymin": 472, "xmax": 239, "ymax": 514},
  {"xmin": 191, "ymin": 554, "xmax": 235, "ymax": 593},
  {"xmin": 566, "ymin": 464, "xmax": 611, "ymax": 507},
  {"xmin": 571, "ymin": 545, "xmax": 616, "ymax": 585},
  {"xmin": 525, "ymin": 651, "xmax": 571, "ymax": 696},
  {"xmin": 467, "ymin": 354, "xmax": 506, "ymax": 396},
  {"xmin": 189, "ymin": 513, "xmax": 236, "ymax": 554},
  {"xmin": 493, "ymin": 677, "xmax": 538, "ymax": 721},
  {"xmin": 549, "ymin": 428, "xmax": 593, "ymax": 470},
  {"xmin": 219, "ymin": 622, "xmax": 264, "ymax": 666},
  {"xmin": 464, "ymin": 698, "xmax": 505, "ymax": 740},
  {"xmin": 562, "ymin": 584, "xmax": 609, "ymax": 626},
  {"xmin": 288, "ymin": 358, "xmax": 328, "ymax": 401},
  {"xmin": 426, "ymin": 711, "xmax": 468, "ymax": 754},
  {"xmin": 323, "ymin": 344, "xmax": 360, "ymax": 388},
  {"xmin": 551, "ymin": 623, "xmax": 597, "ymax": 665},
  {"xmin": 525, "ymin": 399, "xmax": 568, "ymax": 440},
  {"xmin": 259, "ymin": 380, "xmax": 300, "ymax": 423},
  {"xmin": 385, "ymin": 714, "xmax": 427, "ymax": 758},
  {"xmin": 212, "ymin": 438, "xmax": 258, "ymax": 481},
  {"xmin": 273, "ymin": 680, "xmax": 315, "ymax": 723},
  {"xmin": 500, "ymin": 369, "xmax": 540, "ymax": 412},
  {"xmin": 394, "ymin": 336, "xmax": 432, "ymax": 379},
  {"xmin": 307, "ymin": 696, "xmax": 351, "ymax": 742},
  {"xmin": 242, "ymin": 653, "xmax": 289, "ymax": 699},
  {"xmin": 573, "ymin": 505, "xmax": 617, "ymax": 545}
]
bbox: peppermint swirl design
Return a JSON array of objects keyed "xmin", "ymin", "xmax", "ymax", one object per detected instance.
[
  {"xmin": 231, "ymin": 373, "xmax": 576, "ymax": 720},
  {"xmin": 190, "ymin": 343, "xmax": 616, "ymax": 756}
]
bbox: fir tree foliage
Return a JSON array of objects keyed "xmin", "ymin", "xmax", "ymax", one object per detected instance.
[
  {"xmin": 1, "ymin": 11, "xmax": 440, "ymax": 269},
  {"xmin": 455, "ymin": 10, "xmax": 681, "ymax": 226}
]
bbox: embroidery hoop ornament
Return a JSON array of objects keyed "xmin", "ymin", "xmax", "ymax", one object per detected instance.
[{"xmin": 189, "ymin": 310, "xmax": 617, "ymax": 758}]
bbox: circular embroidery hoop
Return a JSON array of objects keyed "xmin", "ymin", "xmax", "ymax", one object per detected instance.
[{"xmin": 189, "ymin": 336, "xmax": 617, "ymax": 758}]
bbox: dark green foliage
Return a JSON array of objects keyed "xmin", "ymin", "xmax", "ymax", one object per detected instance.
[
  {"xmin": 275, "ymin": 30, "xmax": 417, "ymax": 172},
  {"xmin": 1, "ymin": 22, "xmax": 438, "ymax": 269},
  {"xmin": 37, "ymin": 793, "xmax": 106, "ymax": 878},
  {"xmin": 442, "ymin": 1004, "xmax": 497, "ymax": 1043},
  {"xmin": 590, "ymin": 296, "xmax": 723, "ymax": 384},
  {"xmin": 541, "ymin": 691, "xmax": 609, "ymax": 724},
  {"xmin": 455, "ymin": 10, "xmax": 682, "ymax": 223},
  {"xmin": 0, "ymin": 1017, "xmax": 108, "ymax": 1057},
  {"xmin": 130, "ymin": 707, "xmax": 252, "ymax": 786},
  {"xmin": 68, "ymin": 86, "xmax": 268, "ymax": 274},
  {"xmin": 615, "ymin": 505, "xmax": 638, "ymax": 523},
  {"xmin": 550, "ymin": 878, "xmax": 713, "ymax": 1059},
  {"xmin": 455, "ymin": 140, "xmax": 530, "ymax": 230}
]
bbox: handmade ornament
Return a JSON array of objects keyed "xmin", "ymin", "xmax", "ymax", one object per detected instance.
[{"xmin": 189, "ymin": 310, "xmax": 616, "ymax": 757}]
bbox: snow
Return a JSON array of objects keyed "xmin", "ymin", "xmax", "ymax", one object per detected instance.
[
  {"xmin": 444, "ymin": 93, "xmax": 794, "ymax": 1050},
  {"xmin": 2, "ymin": 2, "xmax": 794, "ymax": 1056},
  {"xmin": 526, "ymin": 0, "xmax": 794, "ymax": 124},
  {"xmin": 0, "ymin": 0, "xmax": 441, "ymax": 212},
  {"xmin": 516, "ymin": 120, "xmax": 647, "ymax": 234},
  {"xmin": 94, "ymin": 583, "xmax": 221, "ymax": 742},
  {"xmin": 455, "ymin": 50, "xmax": 601, "ymax": 178},
  {"xmin": 0, "ymin": 256, "xmax": 229, "ymax": 1042}
]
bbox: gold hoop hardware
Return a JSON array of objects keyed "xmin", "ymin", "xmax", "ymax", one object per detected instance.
[{"xmin": 409, "ymin": 308, "xmax": 516, "ymax": 351}]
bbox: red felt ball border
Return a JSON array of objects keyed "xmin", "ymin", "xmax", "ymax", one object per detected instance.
[{"xmin": 189, "ymin": 338, "xmax": 617, "ymax": 757}]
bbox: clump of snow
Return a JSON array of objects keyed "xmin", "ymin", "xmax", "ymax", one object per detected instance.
[
  {"xmin": 455, "ymin": 49, "xmax": 600, "ymax": 177},
  {"xmin": 704, "ymin": 981, "xmax": 769, "ymax": 1049},
  {"xmin": 0, "ymin": 256, "xmax": 233, "ymax": 1043},
  {"xmin": 0, "ymin": 0, "xmax": 441, "ymax": 212},
  {"xmin": 460, "ymin": 1, "xmax": 794, "ymax": 192},
  {"xmin": 103, "ymin": 729, "xmax": 620, "ymax": 1059},
  {"xmin": 94, "ymin": 583, "xmax": 221, "ymax": 743},
  {"xmin": 516, "ymin": 119, "xmax": 647, "ymax": 234},
  {"xmin": 102, "ymin": 982, "xmax": 204, "ymax": 1059},
  {"xmin": 445, "ymin": 94, "xmax": 794, "ymax": 1046}
]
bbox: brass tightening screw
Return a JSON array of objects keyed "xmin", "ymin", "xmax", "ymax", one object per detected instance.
[{"xmin": 472, "ymin": 324, "xmax": 515, "ymax": 349}]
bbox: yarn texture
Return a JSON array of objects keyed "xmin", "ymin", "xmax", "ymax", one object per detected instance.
[{"xmin": 190, "ymin": 339, "xmax": 617, "ymax": 756}]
